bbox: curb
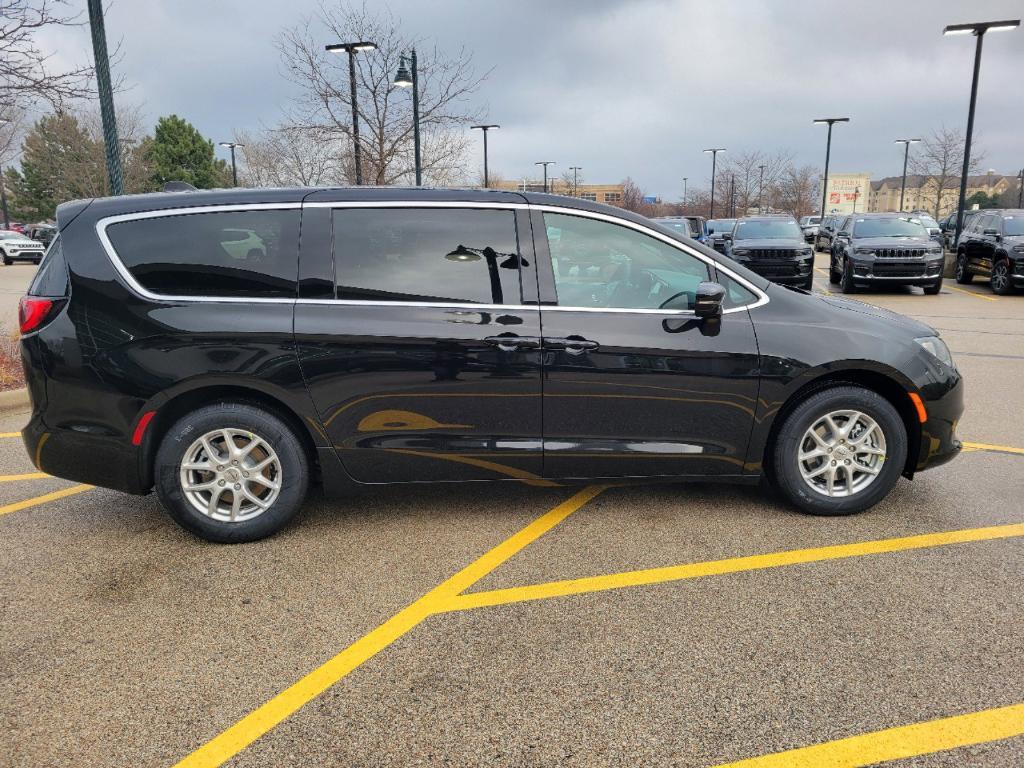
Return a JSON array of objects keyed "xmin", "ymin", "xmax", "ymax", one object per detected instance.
[{"xmin": 0, "ymin": 387, "xmax": 29, "ymax": 415}]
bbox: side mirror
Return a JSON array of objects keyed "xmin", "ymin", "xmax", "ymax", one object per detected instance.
[
  {"xmin": 694, "ymin": 281, "xmax": 726, "ymax": 318},
  {"xmin": 983, "ymin": 228, "xmax": 999, "ymax": 236},
  {"xmin": 722, "ymin": 233, "xmax": 733, "ymax": 241},
  {"xmin": 838, "ymin": 231, "xmax": 849, "ymax": 238}
]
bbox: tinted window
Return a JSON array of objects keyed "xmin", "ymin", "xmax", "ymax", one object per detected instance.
[
  {"xmin": 1003, "ymin": 216, "xmax": 1024, "ymax": 236},
  {"xmin": 707, "ymin": 219, "xmax": 735, "ymax": 234},
  {"xmin": 333, "ymin": 208, "xmax": 521, "ymax": 305},
  {"xmin": 656, "ymin": 219, "xmax": 692, "ymax": 237},
  {"xmin": 544, "ymin": 212, "xmax": 709, "ymax": 310},
  {"xmin": 852, "ymin": 217, "xmax": 927, "ymax": 238},
  {"xmin": 107, "ymin": 209, "xmax": 300, "ymax": 297},
  {"xmin": 734, "ymin": 219, "xmax": 802, "ymax": 240},
  {"xmin": 28, "ymin": 236, "xmax": 69, "ymax": 297},
  {"xmin": 717, "ymin": 272, "xmax": 758, "ymax": 310}
]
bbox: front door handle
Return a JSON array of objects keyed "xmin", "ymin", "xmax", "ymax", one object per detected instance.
[
  {"xmin": 545, "ymin": 336, "xmax": 600, "ymax": 355},
  {"xmin": 484, "ymin": 335, "xmax": 541, "ymax": 352}
]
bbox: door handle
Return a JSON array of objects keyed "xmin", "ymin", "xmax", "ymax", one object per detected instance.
[
  {"xmin": 484, "ymin": 335, "xmax": 541, "ymax": 352},
  {"xmin": 545, "ymin": 336, "xmax": 600, "ymax": 355}
]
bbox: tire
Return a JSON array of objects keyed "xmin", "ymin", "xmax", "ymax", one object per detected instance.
[
  {"xmin": 955, "ymin": 253, "xmax": 973, "ymax": 284},
  {"xmin": 154, "ymin": 402, "xmax": 310, "ymax": 543},
  {"xmin": 801, "ymin": 275, "xmax": 814, "ymax": 291},
  {"xmin": 840, "ymin": 257, "xmax": 856, "ymax": 294},
  {"xmin": 828, "ymin": 255, "xmax": 840, "ymax": 284},
  {"xmin": 771, "ymin": 386, "xmax": 907, "ymax": 516},
  {"xmin": 990, "ymin": 260, "xmax": 1013, "ymax": 295},
  {"xmin": 1, "ymin": 250, "xmax": 10, "ymax": 266},
  {"xmin": 923, "ymin": 276, "xmax": 943, "ymax": 295}
]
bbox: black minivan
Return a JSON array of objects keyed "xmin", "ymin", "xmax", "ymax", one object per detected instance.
[{"xmin": 20, "ymin": 188, "xmax": 963, "ymax": 542}]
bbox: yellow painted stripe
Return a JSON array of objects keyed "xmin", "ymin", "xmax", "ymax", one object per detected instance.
[
  {"xmin": 0, "ymin": 472, "xmax": 48, "ymax": 482},
  {"xmin": 947, "ymin": 285, "xmax": 998, "ymax": 302},
  {"xmin": 962, "ymin": 441, "xmax": 1024, "ymax": 456},
  {"xmin": 173, "ymin": 484, "xmax": 607, "ymax": 768},
  {"xmin": 445, "ymin": 522, "xmax": 1024, "ymax": 612},
  {"xmin": 713, "ymin": 702, "xmax": 1024, "ymax": 767},
  {"xmin": 0, "ymin": 431, "xmax": 21, "ymax": 438},
  {"xmin": 0, "ymin": 484, "xmax": 92, "ymax": 517}
]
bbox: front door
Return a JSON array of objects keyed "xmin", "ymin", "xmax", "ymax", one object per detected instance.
[
  {"xmin": 295, "ymin": 203, "xmax": 545, "ymax": 485},
  {"xmin": 534, "ymin": 209, "xmax": 761, "ymax": 479}
]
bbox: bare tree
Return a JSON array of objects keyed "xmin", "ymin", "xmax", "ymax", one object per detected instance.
[
  {"xmin": 908, "ymin": 126, "xmax": 985, "ymax": 219},
  {"xmin": 473, "ymin": 166, "xmax": 503, "ymax": 188},
  {"xmin": 234, "ymin": 124, "xmax": 349, "ymax": 187},
  {"xmin": 276, "ymin": 2, "xmax": 488, "ymax": 186},
  {"xmin": 558, "ymin": 168, "xmax": 583, "ymax": 197},
  {"xmin": 620, "ymin": 177, "xmax": 647, "ymax": 213},
  {"xmin": 0, "ymin": 0, "xmax": 96, "ymax": 111},
  {"xmin": 774, "ymin": 164, "xmax": 819, "ymax": 219},
  {"xmin": 718, "ymin": 150, "xmax": 794, "ymax": 214}
]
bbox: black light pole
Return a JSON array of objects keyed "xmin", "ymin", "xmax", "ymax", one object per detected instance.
[
  {"xmin": 87, "ymin": 0, "xmax": 124, "ymax": 196},
  {"xmin": 470, "ymin": 124, "xmax": 499, "ymax": 187},
  {"xmin": 729, "ymin": 174, "xmax": 736, "ymax": 217},
  {"xmin": 218, "ymin": 142, "xmax": 244, "ymax": 187},
  {"xmin": 1018, "ymin": 168, "xmax": 1023, "ymax": 208},
  {"xmin": 944, "ymin": 20, "xmax": 1019, "ymax": 246},
  {"xmin": 535, "ymin": 161, "xmax": 555, "ymax": 193},
  {"xmin": 570, "ymin": 166, "xmax": 582, "ymax": 196},
  {"xmin": 757, "ymin": 164, "xmax": 766, "ymax": 213},
  {"xmin": 814, "ymin": 117, "xmax": 850, "ymax": 218},
  {"xmin": 703, "ymin": 148, "xmax": 725, "ymax": 218},
  {"xmin": 894, "ymin": 138, "xmax": 921, "ymax": 212},
  {"xmin": 394, "ymin": 49, "xmax": 422, "ymax": 185},
  {"xmin": 682, "ymin": 177, "xmax": 688, "ymax": 208},
  {"xmin": 325, "ymin": 41, "xmax": 377, "ymax": 186}
]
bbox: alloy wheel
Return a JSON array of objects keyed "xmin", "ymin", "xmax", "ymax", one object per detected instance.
[
  {"xmin": 797, "ymin": 410, "xmax": 887, "ymax": 498},
  {"xmin": 991, "ymin": 262, "xmax": 1009, "ymax": 293}
]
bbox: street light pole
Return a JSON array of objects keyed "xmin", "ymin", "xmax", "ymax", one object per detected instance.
[
  {"xmin": 703, "ymin": 148, "xmax": 725, "ymax": 218},
  {"xmin": 535, "ymin": 161, "xmax": 555, "ymax": 193},
  {"xmin": 894, "ymin": 138, "xmax": 921, "ymax": 212},
  {"xmin": 325, "ymin": 40, "xmax": 377, "ymax": 186},
  {"xmin": 758, "ymin": 164, "xmax": 765, "ymax": 214},
  {"xmin": 852, "ymin": 186, "xmax": 860, "ymax": 214},
  {"xmin": 470, "ymin": 125, "xmax": 499, "ymax": 187},
  {"xmin": 87, "ymin": 0, "xmax": 124, "ymax": 196},
  {"xmin": 394, "ymin": 49, "xmax": 422, "ymax": 185},
  {"xmin": 570, "ymin": 166, "xmax": 582, "ymax": 196},
  {"xmin": 814, "ymin": 117, "xmax": 850, "ymax": 218},
  {"xmin": 1018, "ymin": 168, "xmax": 1023, "ymax": 208},
  {"xmin": 943, "ymin": 19, "xmax": 1019, "ymax": 246},
  {"xmin": 682, "ymin": 177, "xmax": 687, "ymax": 208},
  {"xmin": 218, "ymin": 142, "xmax": 244, "ymax": 187},
  {"xmin": 0, "ymin": 117, "xmax": 9, "ymax": 229}
]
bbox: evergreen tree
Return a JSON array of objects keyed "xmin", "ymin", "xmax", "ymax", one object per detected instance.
[{"xmin": 148, "ymin": 115, "xmax": 231, "ymax": 189}]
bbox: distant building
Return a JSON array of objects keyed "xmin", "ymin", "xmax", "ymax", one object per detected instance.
[
  {"xmin": 491, "ymin": 179, "xmax": 625, "ymax": 205},
  {"xmin": 818, "ymin": 173, "xmax": 872, "ymax": 215},
  {"xmin": 868, "ymin": 173, "xmax": 1016, "ymax": 216}
]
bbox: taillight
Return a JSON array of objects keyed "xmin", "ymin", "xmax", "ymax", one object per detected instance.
[{"xmin": 19, "ymin": 297, "xmax": 55, "ymax": 335}]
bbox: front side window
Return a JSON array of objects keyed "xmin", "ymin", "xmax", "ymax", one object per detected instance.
[
  {"xmin": 544, "ymin": 212, "xmax": 709, "ymax": 311},
  {"xmin": 734, "ymin": 219, "xmax": 802, "ymax": 240},
  {"xmin": 106, "ymin": 209, "xmax": 300, "ymax": 297},
  {"xmin": 1003, "ymin": 216, "xmax": 1024, "ymax": 236},
  {"xmin": 852, "ymin": 217, "xmax": 927, "ymax": 238},
  {"xmin": 333, "ymin": 208, "xmax": 521, "ymax": 305}
]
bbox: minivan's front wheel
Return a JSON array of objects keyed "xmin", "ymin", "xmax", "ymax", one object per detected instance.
[
  {"xmin": 155, "ymin": 402, "xmax": 309, "ymax": 542},
  {"xmin": 771, "ymin": 386, "xmax": 907, "ymax": 516}
]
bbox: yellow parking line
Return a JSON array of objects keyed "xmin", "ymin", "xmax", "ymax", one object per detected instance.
[
  {"xmin": 962, "ymin": 441, "xmax": 1024, "ymax": 456},
  {"xmin": 444, "ymin": 522, "xmax": 1024, "ymax": 612},
  {"xmin": 0, "ymin": 484, "xmax": 92, "ymax": 517},
  {"xmin": 173, "ymin": 484, "xmax": 607, "ymax": 768},
  {"xmin": 712, "ymin": 701, "xmax": 1024, "ymax": 767},
  {"xmin": 0, "ymin": 472, "xmax": 48, "ymax": 482},
  {"xmin": 0, "ymin": 431, "xmax": 21, "ymax": 438},
  {"xmin": 947, "ymin": 285, "xmax": 998, "ymax": 302}
]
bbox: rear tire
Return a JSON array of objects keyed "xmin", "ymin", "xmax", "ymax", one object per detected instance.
[
  {"xmin": 771, "ymin": 386, "xmax": 907, "ymax": 516},
  {"xmin": 154, "ymin": 402, "xmax": 310, "ymax": 543},
  {"xmin": 990, "ymin": 260, "xmax": 1013, "ymax": 295},
  {"xmin": 955, "ymin": 253, "xmax": 973, "ymax": 284},
  {"xmin": 923, "ymin": 276, "xmax": 943, "ymax": 295}
]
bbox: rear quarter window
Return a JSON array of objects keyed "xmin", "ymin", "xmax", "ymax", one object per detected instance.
[
  {"xmin": 28, "ymin": 236, "xmax": 70, "ymax": 297},
  {"xmin": 105, "ymin": 209, "xmax": 300, "ymax": 298}
]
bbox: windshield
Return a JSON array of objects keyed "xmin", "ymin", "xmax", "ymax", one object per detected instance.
[
  {"xmin": 912, "ymin": 215, "xmax": 938, "ymax": 229},
  {"xmin": 1004, "ymin": 216, "xmax": 1024, "ymax": 236},
  {"xmin": 734, "ymin": 219, "xmax": 802, "ymax": 240},
  {"xmin": 800, "ymin": 216, "xmax": 821, "ymax": 226},
  {"xmin": 852, "ymin": 217, "xmax": 928, "ymax": 238},
  {"xmin": 707, "ymin": 219, "xmax": 735, "ymax": 234},
  {"xmin": 657, "ymin": 219, "xmax": 691, "ymax": 235}
]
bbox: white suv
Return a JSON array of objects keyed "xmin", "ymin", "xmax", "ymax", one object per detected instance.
[{"xmin": 0, "ymin": 230, "xmax": 46, "ymax": 265}]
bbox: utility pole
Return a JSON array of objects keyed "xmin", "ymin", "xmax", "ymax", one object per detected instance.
[
  {"xmin": 219, "ymin": 142, "xmax": 243, "ymax": 187},
  {"xmin": 703, "ymin": 148, "xmax": 725, "ymax": 218},
  {"xmin": 535, "ymin": 161, "xmax": 555, "ymax": 193},
  {"xmin": 682, "ymin": 177, "xmax": 688, "ymax": 208},
  {"xmin": 729, "ymin": 174, "xmax": 736, "ymax": 217},
  {"xmin": 895, "ymin": 139, "xmax": 921, "ymax": 212},
  {"xmin": 570, "ymin": 166, "xmax": 582, "ymax": 196},
  {"xmin": 326, "ymin": 41, "xmax": 377, "ymax": 185},
  {"xmin": 758, "ymin": 164, "xmax": 766, "ymax": 214},
  {"xmin": 470, "ymin": 125, "xmax": 499, "ymax": 187},
  {"xmin": 1018, "ymin": 168, "xmax": 1023, "ymax": 207},
  {"xmin": 814, "ymin": 118, "xmax": 850, "ymax": 218},
  {"xmin": 87, "ymin": 0, "xmax": 124, "ymax": 195}
]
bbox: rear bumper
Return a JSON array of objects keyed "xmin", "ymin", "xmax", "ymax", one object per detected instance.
[{"xmin": 914, "ymin": 372, "xmax": 964, "ymax": 473}]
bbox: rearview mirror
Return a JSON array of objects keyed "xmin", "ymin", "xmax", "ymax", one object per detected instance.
[{"xmin": 694, "ymin": 281, "xmax": 726, "ymax": 318}]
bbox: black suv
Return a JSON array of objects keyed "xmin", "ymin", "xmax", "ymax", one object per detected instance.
[
  {"xmin": 829, "ymin": 213, "xmax": 944, "ymax": 295},
  {"xmin": 20, "ymin": 188, "xmax": 962, "ymax": 542},
  {"xmin": 815, "ymin": 214, "xmax": 844, "ymax": 252},
  {"xmin": 706, "ymin": 218, "xmax": 736, "ymax": 252},
  {"xmin": 955, "ymin": 209, "xmax": 1024, "ymax": 295},
  {"xmin": 724, "ymin": 216, "xmax": 814, "ymax": 290}
]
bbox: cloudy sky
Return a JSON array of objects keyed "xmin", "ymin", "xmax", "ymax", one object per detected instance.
[{"xmin": 39, "ymin": 0, "xmax": 1024, "ymax": 198}]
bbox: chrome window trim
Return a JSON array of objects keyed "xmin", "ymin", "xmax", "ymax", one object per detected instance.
[{"xmin": 95, "ymin": 199, "xmax": 769, "ymax": 314}]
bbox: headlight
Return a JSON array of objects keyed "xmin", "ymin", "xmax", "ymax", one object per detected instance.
[
  {"xmin": 927, "ymin": 246, "xmax": 942, "ymax": 256},
  {"xmin": 915, "ymin": 336, "xmax": 954, "ymax": 368},
  {"xmin": 799, "ymin": 248, "xmax": 813, "ymax": 257},
  {"xmin": 731, "ymin": 249, "xmax": 750, "ymax": 256},
  {"xmin": 1013, "ymin": 244, "xmax": 1024, "ymax": 252},
  {"xmin": 854, "ymin": 248, "xmax": 875, "ymax": 255}
]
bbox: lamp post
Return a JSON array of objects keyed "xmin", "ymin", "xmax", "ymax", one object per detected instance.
[
  {"xmin": 325, "ymin": 41, "xmax": 377, "ymax": 186},
  {"xmin": 535, "ymin": 161, "xmax": 555, "ymax": 193},
  {"xmin": 0, "ymin": 117, "xmax": 9, "ymax": 230},
  {"xmin": 470, "ymin": 124, "xmax": 499, "ymax": 187},
  {"xmin": 703, "ymin": 148, "xmax": 725, "ymax": 218},
  {"xmin": 1018, "ymin": 168, "xmax": 1023, "ymax": 208},
  {"xmin": 813, "ymin": 117, "xmax": 850, "ymax": 218},
  {"xmin": 728, "ymin": 174, "xmax": 736, "ymax": 217},
  {"xmin": 394, "ymin": 48, "xmax": 422, "ymax": 185},
  {"xmin": 570, "ymin": 166, "xmax": 582, "ymax": 197},
  {"xmin": 943, "ymin": 19, "xmax": 1019, "ymax": 245},
  {"xmin": 682, "ymin": 177, "xmax": 687, "ymax": 208},
  {"xmin": 87, "ymin": 0, "xmax": 124, "ymax": 196},
  {"xmin": 757, "ymin": 164, "xmax": 765, "ymax": 214},
  {"xmin": 894, "ymin": 138, "xmax": 921, "ymax": 212},
  {"xmin": 218, "ymin": 142, "xmax": 244, "ymax": 187},
  {"xmin": 852, "ymin": 186, "xmax": 860, "ymax": 214}
]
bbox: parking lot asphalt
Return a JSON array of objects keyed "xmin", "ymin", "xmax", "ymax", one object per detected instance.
[{"xmin": 2, "ymin": 253, "xmax": 1023, "ymax": 767}]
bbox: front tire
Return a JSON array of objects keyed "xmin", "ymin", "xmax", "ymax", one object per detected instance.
[
  {"xmin": 955, "ymin": 253, "xmax": 973, "ymax": 284},
  {"xmin": 923, "ymin": 276, "xmax": 943, "ymax": 295},
  {"xmin": 990, "ymin": 260, "xmax": 1013, "ymax": 295},
  {"xmin": 771, "ymin": 386, "xmax": 907, "ymax": 516},
  {"xmin": 840, "ymin": 257, "xmax": 857, "ymax": 294},
  {"xmin": 155, "ymin": 402, "xmax": 310, "ymax": 543}
]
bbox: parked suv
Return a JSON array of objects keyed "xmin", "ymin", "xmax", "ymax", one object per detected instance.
[
  {"xmin": 814, "ymin": 214, "xmax": 843, "ymax": 252},
  {"xmin": 651, "ymin": 216, "xmax": 693, "ymax": 239},
  {"xmin": 799, "ymin": 215, "xmax": 821, "ymax": 243},
  {"xmin": 684, "ymin": 215, "xmax": 708, "ymax": 244},
  {"xmin": 706, "ymin": 218, "xmax": 736, "ymax": 252},
  {"xmin": 21, "ymin": 188, "xmax": 962, "ymax": 542},
  {"xmin": 955, "ymin": 209, "xmax": 1024, "ymax": 295},
  {"xmin": 0, "ymin": 229, "xmax": 46, "ymax": 264},
  {"xmin": 829, "ymin": 213, "xmax": 944, "ymax": 294},
  {"xmin": 724, "ymin": 215, "xmax": 814, "ymax": 290}
]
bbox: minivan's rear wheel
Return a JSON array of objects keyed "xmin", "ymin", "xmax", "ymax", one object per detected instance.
[
  {"xmin": 771, "ymin": 386, "xmax": 907, "ymax": 516},
  {"xmin": 155, "ymin": 402, "xmax": 309, "ymax": 542}
]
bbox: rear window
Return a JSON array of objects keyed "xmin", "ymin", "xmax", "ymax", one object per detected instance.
[
  {"xmin": 28, "ymin": 236, "xmax": 69, "ymax": 297},
  {"xmin": 332, "ymin": 208, "xmax": 522, "ymax": 305},
  {"xmin": 106, "ymin": 209, "xmax": 300, "ymax": 297}
]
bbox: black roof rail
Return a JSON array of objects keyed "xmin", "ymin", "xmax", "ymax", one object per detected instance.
[{"xmin": 162, "ymin": 181, "xmax": 197, "ymax": 192}]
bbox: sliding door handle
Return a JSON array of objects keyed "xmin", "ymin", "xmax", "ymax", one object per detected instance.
[
  {"xmin": 545, "ymin": 336, "xmax": 599, "ymax": 354},
  {"xmin": 484, "ymin": 335, "xmax": 541, "ymax": 352}
]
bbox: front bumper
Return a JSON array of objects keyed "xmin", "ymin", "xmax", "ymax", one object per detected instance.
[
  {"xmin": 850, "ymin": 257, "xmax": 944, "ymax": 285},
  {"xmin": 914, "ymin": 370, "xmax": 964, "ymax": 473},
  {"xmin": 734, "ymin": 255, "xmax": 813, "ymax": 284}
]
